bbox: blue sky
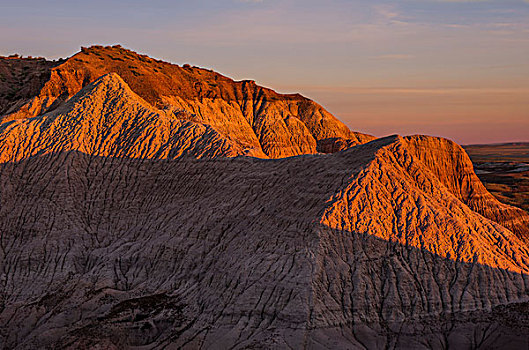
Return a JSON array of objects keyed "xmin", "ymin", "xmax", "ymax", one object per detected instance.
[{"xmin": 1, "ymin": 0, "xmax": 528, "ymax": 143}]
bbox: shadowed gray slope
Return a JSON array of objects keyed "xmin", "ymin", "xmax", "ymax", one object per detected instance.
[{"xmin": 1, "ymin": 137, "xmax": 529, "ymax": 349}]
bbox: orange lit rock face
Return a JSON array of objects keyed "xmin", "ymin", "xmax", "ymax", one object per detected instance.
[
  {"xmin": 0, "ymin": 73, "xmax": 249, "ymax": 162},
  {"xmin": 403, "ymin": 135, "xmax": 529, "ymax": 240},
  {"xmin": 321, "ymin": 136, "xmax": 529, "ymax": 273},
  {"xmin": 0, "ymin": 45, "xmax": 373, "ymax": 158},
  {"xmin": 1, "ymin": 46, "xmax": 529, "ymax": 348}
]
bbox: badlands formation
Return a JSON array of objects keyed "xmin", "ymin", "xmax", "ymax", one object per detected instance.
[{"xmin": 0, "ymin": 46, "xmax": 529, "ymax": 349}]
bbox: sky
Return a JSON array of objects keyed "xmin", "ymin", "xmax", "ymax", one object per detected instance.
[{"xmin": 1, "ymin": 0, "xmax": 528, "ymax": 144}]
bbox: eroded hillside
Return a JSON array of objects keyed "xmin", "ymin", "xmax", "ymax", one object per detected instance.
[
  {"xmin": 0, "ymin": 73, "xmax": 250, "ymax": 162},
  {"xmin": 0, "ymin": 45, "xmax": 373, "ymax": 158}
]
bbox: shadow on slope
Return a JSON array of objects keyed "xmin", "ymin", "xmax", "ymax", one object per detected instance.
[
  {"xmin": 0, "ymin": 149, "xmax": 528, "ymax": 349},
  {"xmin": 309, "ymin": 225, "xmax": 529, "ymax": 350}
]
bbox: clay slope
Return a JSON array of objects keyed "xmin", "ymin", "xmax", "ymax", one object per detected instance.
[
  {"xmin": 0, "ymin": 45, "xmax": 374, "ymax": 158},
  {"xmin": 0, "ymin": 73, "xmax": 252, "ymax": 162},
  {"xmin": 1, "ymin": 136, "xmax": 529, "ymax": 349}
]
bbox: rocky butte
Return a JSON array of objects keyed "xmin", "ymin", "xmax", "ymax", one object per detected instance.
[{"xmin": 0, "ymin": 45, "xmax": 529, "ymax": 349}]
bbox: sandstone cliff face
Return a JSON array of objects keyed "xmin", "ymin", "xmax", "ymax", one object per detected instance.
[
  {"xmin": 1, "ymin": 137, "xmax": 529, "ymax": 349},
  {"xmin": 0, "ymin": 45, "xmax": 374, "ymax": 158}
]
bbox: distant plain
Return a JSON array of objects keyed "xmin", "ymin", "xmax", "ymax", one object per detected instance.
[{"xmin": 465, "ymin": 143, "xmax": 529, "ymax": 213}]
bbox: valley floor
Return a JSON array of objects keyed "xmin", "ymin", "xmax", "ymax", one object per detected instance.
[{"xmin": 465, "ymin": 143, "xmax": 529, "ymax": 213}]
